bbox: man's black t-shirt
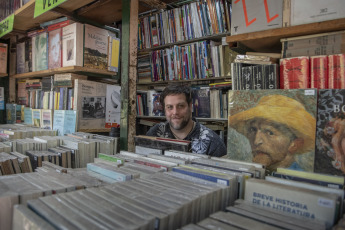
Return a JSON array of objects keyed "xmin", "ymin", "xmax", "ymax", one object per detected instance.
[{"xmin": 146, "ymin": 120, "xmax": 227, "ymax": 157}]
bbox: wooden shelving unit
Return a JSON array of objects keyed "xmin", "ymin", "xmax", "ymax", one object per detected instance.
[
  {"xmin": 226, "ymin": 18, "xmax": 345, "ymax": 53},
  {"xmin": 0, "ymin": 73, "xmax": 8, "ymax": 78},
  {"xmin": 137, "ymin": 115, "xmax": 228, "ymax": 122},
  {"xmin": 138, "ymin": 76, "xmax": 232, "ymax": 86},
  {"xmin": 138, "ymin": 32, "xmax": 230, "ymax": 54},
  {"xmin": 12, "ymin": 66, "xmax": 119, "ymax": 79}
]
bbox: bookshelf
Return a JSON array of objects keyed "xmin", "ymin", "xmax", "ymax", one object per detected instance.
[
  {"xmin": 226, "ymin": 18, "xmax": 345, "ymax": 52},
  {"xmin": 12, "ymin": 66, "xmax": 119, "ymax": 79},
  {"xmin": 0, "ymin": 73, "xmax": 8, "ymax": 78}
]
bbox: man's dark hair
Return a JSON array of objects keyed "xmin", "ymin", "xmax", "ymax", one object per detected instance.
[{"xmin": 160, "ymin": 84, "xmax": 192, "ymax": 108}]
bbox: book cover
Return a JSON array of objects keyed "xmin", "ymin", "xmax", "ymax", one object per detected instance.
[
  {"xmin": 192, "ymin": 86, "xmax": 210, "ymax": 118},
  {"xmin": 280, "ymin": 57, "xmax": 309, "ymax": 89},
  {"xmin": 244, "ymin": 178, "xmax": 339, "ymax": 229},
  {"xmin": 24, "ymin": 107, "xmax": 33, "ymax": 124},
  {"xmin": 0, "ymin": 43, "xmax": 8, "ymax": 74},
  {"xmin": 107, "ymin": 34, "xmax": 120, "ymax": 72},
  {"xmin": 6, "ymin": 103, "xmax": 16, "ymax": 124},
  {"xmin": 227, "ymin": 89, "xmax": 317, "ymax": 172},
  {"xmin": 62, "ymin": 22, "xmax": 84, "ymax": 67},
  {"xmin": 0, "ymin": 87, "xmax": 4, "ymax": 110},
  {"xmin": 310, "ymin": 55, "xmax": 328, "ymax": 89},
  {"xmin": 48, "ymin": 28, "xmax": 62, "ymax": 69},
  {"xmin": 105, "ymin": 85, "xmax": 121, "ymax": 128},
  {"xmin": 41, "ymin": 109, "xmax": 53, "ymax": 129},
  {"xmin": 84, "ymin": 24, "xmax": 108, "ymax": 70},
  {"xmin": 32, "ymin": 32, "xmax": 48, "ymax": 72},
  {"xmin": 16, "ymin": 105, "xmax": 22, "ymax": 123},
  {"xmin": 328, "ymin": 54, "xmax": 345, "ymax": 89},
  {"xmin": 74, "ymin": 79, "xmax": 107, "ymax": 130},
  {"xmin": 264, "ymin": 64, "xmax": 279, "ymax": 89},
  {"xmin": 24, "ymin": 39, "xmax": 32, "ymax": 73},
  {"xmin": 32, "ymin": 109, "xmax": 42, "ymax": 127},
  {"xmin": 16, "ymin": 42, "xmax": 25, "ymax": 74},
  {"xmin": 315, "ymin": 89, "xmax": 345, "ymax": 176},
  {"xmin": 53, "ymin": 110, "xmax": 77, "ymax": 136}
]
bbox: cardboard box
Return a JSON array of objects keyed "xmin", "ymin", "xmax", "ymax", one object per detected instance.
[{"xmin": 231, "ymin": 0, "xmax": 283, "ymax": 35}]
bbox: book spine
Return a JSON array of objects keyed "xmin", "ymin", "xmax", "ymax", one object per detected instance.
[
  {"xmin": 310, "ymin": 55, "xmax": 328, "ymax": 89},
  {"xmin": 279, "ymin": 57, "xmax": 309, "ymax": 89},
  {"xmin": 328, "ymin": 54, "xmax": 345, "ymax": 89},
  {"xmin": 172, "ymin": 167, "xmax": 229, "ymax": 185}
]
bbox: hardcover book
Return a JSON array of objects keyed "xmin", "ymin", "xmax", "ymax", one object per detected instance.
[
  {"xmin": 41, "ymin": 109, "xmax": 53, "ymax": 129},
  {"xmin": 192, "ymin": 86, "xmax": 210, "ymax": 118},
  {"xmin": 315, "ymin": 89, "xmax": 345, "ymax": 176},
  {"xmin": 32, "ymin": 32, "xmax": 48, "ymax": 72},
  {"xmin": 84, "ymin": 24, "xmax": 109, "ymax": 70},
  {"xmin": 24, "ymin": 107, "xmax": 33, "ymax": 125},
  {"xmin": 6, "ymin": 103, "xmax": 16, "ymax": 124},
  {"xmin": 105, "ymin": 85, "xmax": 121, "ymax": 128},
  {"xmin": 107, "ymin": 34, "xmax": 120, "ymax": 72},
  {"xmin": 24, "ymin": 39, "xmax": 32, "ymax": 73},
  {"xmin": 62, "ymin": 22, "xmax": 84, "ymax": 67},
  {"xmin": 280, "ymin": 57, "xmax": 309, "ymax": 89},
  {"xmin": 227, "ymin": 89, "xmax": 317, "ymax": 172},
  {"xmin": 32, "ymin": 109, "xmax": 42, "ymax": 127},
  {"xmin": 328, "ymin": 54, "xmax": 345, "ymax": 89},
  {"xmin": 310, "ymin": 55, "xmax": 328, "ymax": 89},
  {"xmin": 48, "ymin": 28, "xmax": 62, "ymax": 69},
  {"xmin": 74, "ymin": 79, "xmax": 107, "ymax": 130},
  {"xmin": 16, "ymin": 42, "xmax": 25, "ymax": 74}
]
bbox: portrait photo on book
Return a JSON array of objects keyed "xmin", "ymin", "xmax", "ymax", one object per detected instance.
[{"xmin": 228, "ymin": 89, "xmax": 317, "ymax": 173}]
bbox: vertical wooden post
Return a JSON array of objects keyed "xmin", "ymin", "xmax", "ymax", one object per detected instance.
[
  {"xmin": 120, "ymin": 0, "xmax": 130, "ymax": 150},
  {"xmin": 128, "ymin": 0, "xmax": 139, "ymax": 151}
]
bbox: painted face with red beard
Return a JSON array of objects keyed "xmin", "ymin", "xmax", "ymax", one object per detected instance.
[
  {"xmin": 246, "ymin": 119, "xmax": 300, "ymax": 171},
  {"xmin": 164, "ymin": 94, "xmax": 193, "ymax": 131}
]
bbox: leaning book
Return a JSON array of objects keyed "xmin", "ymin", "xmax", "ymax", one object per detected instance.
[
  {"xmin": 227, "ymin": 89, "xmax": 317, "ymax": 172},
  {"xmin": 53, "ymin": 110, "xmax": 77, "ymax": 136}
]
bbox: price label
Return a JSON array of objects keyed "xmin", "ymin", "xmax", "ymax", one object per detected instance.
[
  {"xmin": 0, "ymin": 14, "xmax": 14, "ymax": 38},
  {"xmin": 34, "ymin": 0, "xmax": 67, "ymax": 18}
]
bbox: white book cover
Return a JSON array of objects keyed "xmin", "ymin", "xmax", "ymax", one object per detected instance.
[
  {"xmin": 105, "ymin": 84, "xmax": 121, "ymax": 127},
  {"xmin": 62, "ymin": 22, "xmax": 84, "ymax": 67},
  {"xmin": 84, "ymin": 24, "xmax": 109, "ymax": 70},
  {"xmin": 16, "ymin": 42, "xmax": 25, "ymax": 74},
  {"xmin": 32, "ymin": 32, "xmax": 48, "ymax": 71}
]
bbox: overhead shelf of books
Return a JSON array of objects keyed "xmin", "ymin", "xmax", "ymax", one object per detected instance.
[
  {"xmin": 12, "ymin": 0, "xmax": 96, "ymax": 32},
  {"xmin": 226, "ymin": 18, "xmax": 345, "ymax": 53},
  {"xmin": 138, "ymin": 76, "xmax": 232, "ymax": 85},
  {"xmin": 12, "ymin": 66, "xmax": 119, "ymax": 79}
]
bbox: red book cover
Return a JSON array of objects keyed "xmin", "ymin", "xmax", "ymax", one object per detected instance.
[
  {"xmin": 310, "ymin": 55, "xmax": 328, "ymax": 89},
  {"xmin": 328, "ymin": 54, "xmax": 345, "ymax": 89},
  {"xmin": 47, "ymin": 20, "xmax": 74, "ymax": 32},
  {"xmin": 280, "ymin": 56, "xmax": 309, "ymax": 89}
]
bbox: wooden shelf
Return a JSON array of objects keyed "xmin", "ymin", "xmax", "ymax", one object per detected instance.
[
  {"xmin": 13, "ymin": 0, "xmax": 97, "ymax": 32},
  {"xmin": 0, "ymin": 73, "xmax": 8, "ymax": 77},
  {"xmin": 11, "ymin": 66, "xmax": 118, "ymax": 79},
  {"xmin": 226, "ymin": 18, "xmax": 345, "ymax": 53},
  {"xmin": 138, "ymin": 76, "xmax": 232, "ymax": 85},
  {"xmin": 139, "ymin": 32, "xmax": 230, "ymax": 54},
  {"xmin": 137, "ymin": 116, "xmax": 228, "ymax": 122}
]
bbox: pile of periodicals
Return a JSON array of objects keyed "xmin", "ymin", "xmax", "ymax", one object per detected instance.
[{"xmin": 138, "ymin": 0, "xmax": 231, "ymax": 49}]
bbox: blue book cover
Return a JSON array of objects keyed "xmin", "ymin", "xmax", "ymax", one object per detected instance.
[
  {"xmin": 24, "ymin": 108, "xmax": 33, "ymax": 124},
  {"xmin": 63, "ymin": 110, "xmax": 77, "ymax": 135},
  {"xmin": 53, "ymin": 110, "xmax": 65, "ymax": 136}
]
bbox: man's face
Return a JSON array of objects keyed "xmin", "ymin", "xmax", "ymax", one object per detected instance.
[
  {"xmin": 246, "ymin": 119, "xmax": 295, "ymax": 168},
  {"xmin": 164, "ymin": 94, "xmax": 192, "ymax": 131}
]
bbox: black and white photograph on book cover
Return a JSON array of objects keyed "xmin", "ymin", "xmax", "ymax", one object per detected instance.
[{"xmin": 82, "ymin": 96, "xmax": 106, "ymax": 119}]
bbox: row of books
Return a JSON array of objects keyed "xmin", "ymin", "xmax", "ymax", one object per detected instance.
[
  {"xmin": 6, "ymin": 106, "xmax": 77, "ymax": 136},
  {"xmin": 141, "ymin": 41, "xmax": 234, "ymax": 83},
  {"xmin": 280, "ymin": 54, "xmax": 345, "ymax": 89},
  {"xmin": 16, "ymin": 20, "xmax": 120, "ymax": 74},
  {"xmin": 138, "ymin": 0, "xmax": 231, "ymax": 49},
  {"xmin": 0, "ymin": 0, "xmax": 29, "ymax": 21},
  {"xmin": 137, "ymin": 83, "xmax": 230, "ymax": 119},
  {"xmin": 16, "ymin": 79, "xmax": 122, "ymax": 130}
]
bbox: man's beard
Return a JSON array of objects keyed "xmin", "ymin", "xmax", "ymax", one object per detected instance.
[
  {"xmin": 252, "ymin": 151, "xmax": 273, "ymax": 166},
  {"xmin": 168, "ymin": 116, "xmax": 190, "ymax": 130}
]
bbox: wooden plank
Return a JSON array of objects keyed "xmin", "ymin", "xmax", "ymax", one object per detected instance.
[
  {"xmin": 226, "ymin": 18, "xmax": 345, "ymax": 52},
  {"xmin": 12, "ymin": 66, "xmax": 117, "ymax": 79},
  {"xmin": 120, "ymin": 0, "xmax": 131, "ymax": 151},
  {"xmin": 0, "ymin": 74, "xmax": 7, "ymax": 77},
  {"xmin": 128, "ymin": 0, "xmax": 139, "ymax": 152},
  {"xmin": 13, "ymin": 0, "xmax": 95, "ymax": 31},
  {"xmin": 140, "ymin": 0, "xmax": 166, "ymax": 9}
]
